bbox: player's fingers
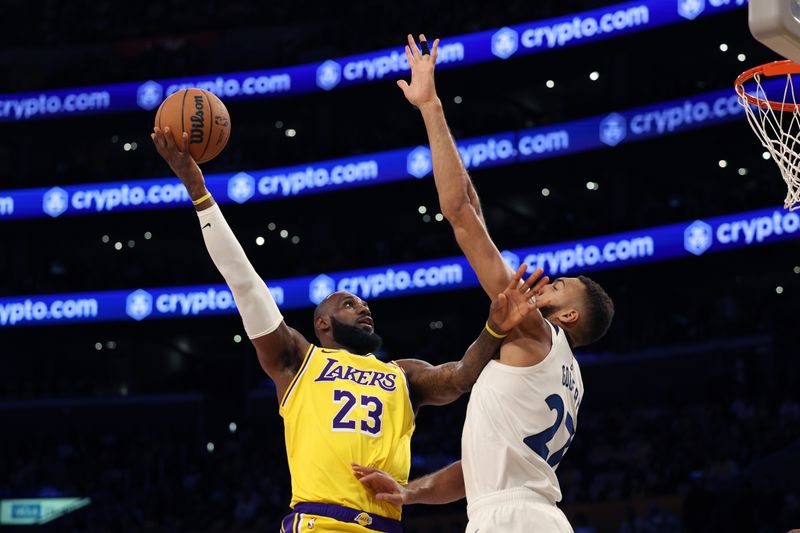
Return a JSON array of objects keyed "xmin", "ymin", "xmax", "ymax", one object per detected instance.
[
  {"xmin": 162, "ymin": 127, "xmax": 178, "ymax": 152},
  {"xmin": 397, "ymin": 80, "xmax": 410, "ymax": 93},
  {"xmin": 407, "ymin": 34, "xmax": 421, "ymax": 59},
  {"xmin": 181, "ymin": 131, "xmax": 189, "ymax": 154},
  {"xmin": 152, "ymin": 127, "xmax": 166, "ymax": 149},
  {"xmin": 359, "ymin": 473, "xmax": 392, "ymax": 491},
  {"xmin": 432, "ymin": 38, "xmax": 440, "ymax": 64},
  {"xmin": 352, "ymin": 463, "xmax": 372, "ymax": 474},
  {"xmin": 376, "ymin": 493, "xmax": 402, "ymax": 505},
  {"xmin": 404, "ymin": 45, "xmax": 414, "ymax": 67},
  {"xmin": 532, "ymin": 297, "xmax": 552, "ymax": 310},
  {"xmin": 352, "ymin": 463, "xmax": 376, "ymax": 472},
  {"xmin": 521, "ymin": 268, "xmax": 544, "ymax": 292},
  {"xmin": 507, "ymin": 263, "xmax": 528, "ymax": 291},
  {"xmin": 419, "ymin": 34, "xmax": 429, "ymax": 58},
  {"xmin": 495, "ymin": 293, "xmax": 507, "ymax": 309},
  {"xmin": 531, "ymin": 276, "xmax": 550, "ymax": 294}
]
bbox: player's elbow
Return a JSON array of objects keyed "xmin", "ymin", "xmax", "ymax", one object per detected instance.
[
  {"xmin": 220, "ymin": 264, "xmax": 259, "ymax": 292},
  {"xmin": 441, "ymin": 201, "xmax": 474, "ymax": 227},
  {"xmin": 452, "ymin": 362, "xmax": 477, "ymax": 394}
]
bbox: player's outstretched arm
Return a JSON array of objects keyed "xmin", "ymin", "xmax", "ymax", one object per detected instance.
[
  {"xmin": 151, "ymin": 127, "xmax": 310, "ymax": 399},
  {"xmin": 353, "ymin": 460, "xmax": 466, "ymax": 506},
  {"xmin": 399, "ymin": 34, "xmax": 512, "ymax": 300},
  {"xmin": 397, "ymin": 265, "xmax": 549, "ymax": 409}
]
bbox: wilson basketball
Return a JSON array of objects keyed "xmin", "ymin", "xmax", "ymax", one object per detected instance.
[{"xmin": 154, "ymin": 88, "xmax": 231, "ymax": 164}]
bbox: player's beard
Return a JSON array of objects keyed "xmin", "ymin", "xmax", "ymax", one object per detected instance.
[
  {"xmin": 539, "ymin": 303, "xmax": 558, "ymax": 322},
  {"xmin": 331, "ymin": 317, "xmax": 383, "ymax": 355}
]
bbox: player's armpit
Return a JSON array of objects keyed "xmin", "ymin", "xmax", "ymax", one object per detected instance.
[{"xmin": 251, "ymin": 323, "xmax": 310, "ymax": 400}]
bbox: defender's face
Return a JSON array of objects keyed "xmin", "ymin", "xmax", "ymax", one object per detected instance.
[
  {"xmin": 330, "ymin": 292, "xmax": 374, "ymax": 333},
  {"xmin": 536, "ymin": 277, "xmax": 583, "ymax": 313}
]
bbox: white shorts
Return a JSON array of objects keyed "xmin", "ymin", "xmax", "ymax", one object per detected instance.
[{"xmin": 465, "ymin": 487, "xmax": 573, "ymax": 533}]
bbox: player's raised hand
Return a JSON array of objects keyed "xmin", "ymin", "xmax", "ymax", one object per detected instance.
[
  {"xmin": 397, "ymin": 34, "xmax": 440, "ymax": 109},
  {"xmin": 352, "ymin": 464, "xmax": 407, "ymax": 507},
  {"xmin": 151, "ymin": 127, "xmax": 206, "ymax": 196},
  {"xmin": 488, "ymin": 264, "xmax": 550, "ymax": 334}
]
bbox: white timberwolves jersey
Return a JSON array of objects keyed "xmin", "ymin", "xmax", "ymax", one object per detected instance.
[{"xmin": 462, "ymin": 321, "xmax": 583, "ymax": 505}]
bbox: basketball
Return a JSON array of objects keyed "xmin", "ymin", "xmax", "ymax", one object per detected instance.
[{"xmin": 154, "ymin": 88, "xmax": 231, "ymax": 164}]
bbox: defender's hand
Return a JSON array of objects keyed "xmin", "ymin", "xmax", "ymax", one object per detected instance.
[
  {"xmin": 353, "ymin": 464, "xmax": 407, "ymax": 507},
  {"xmin": 151, "ymin": 127, "xmax": 206, "ymax": 197},
  {"xmin": 488, "ymin": 264, "xmax": 550, "ymax": 334},
  {"xmin": 397, "ymin": 34, "xmax": 441, "ymax": 110}
]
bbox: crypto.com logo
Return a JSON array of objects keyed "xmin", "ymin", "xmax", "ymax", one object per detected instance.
[
  {"xmin": 42, "ymin": 187, "xmax": 69, "ymax": 218},
  {"xmin": 227, "ymin": 172, "xmax": 256, "ymax": 204},
  {"xmin": 491, "ymin": 27, "xmax": 519, "ymax": 59},
  {"xmin": 599, "ymin": 113, "xmax": 627, "ymax": 147},
  {"xmin": 407, "ymin": 146, "xmax": 432, "ymax": 178},
  {"xmin": 678, "ymin": 0, "xmax": 705, "ymax": 20},
  {"xmin": 309, "ymin": 274, "xmax": 336, "ymax": 305},
  {"xmin": 137, "ymin": 80, "xmax": 164, "ymax": 110},
  {"xmin": 126, "ymin": 289, "xmax": 153, "ymax": 321},
  {"xmin": 316, "ymin": 60, "xmax": 342, "ymax": 91},
  {"xmin": 684, "ymin": 220, "xmax": 713, "ymax": 256}
]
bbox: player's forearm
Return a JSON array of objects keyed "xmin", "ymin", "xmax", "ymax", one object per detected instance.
[
  {"xmin": 405, "ymin": 461, "xmax": 466, "ymax": 505},
  {"xmin": 411, "ymin": 322, "xmax": 504, "ymax": 406},
  {"xmin": 196, "ymin": 203, "xmax": 283, "ymax": 339},
  {"xmin": 418, "ymin": 100, "xmax": 476, "ymax": 221},
  {"xmin": 451, "ymin": 319, "xmax": 506, "ymax": 392}
]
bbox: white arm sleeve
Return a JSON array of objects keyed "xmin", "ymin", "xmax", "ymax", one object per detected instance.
[{"xmin": 197, "ymin": 204, "xmax": 283, "ymax": 339}]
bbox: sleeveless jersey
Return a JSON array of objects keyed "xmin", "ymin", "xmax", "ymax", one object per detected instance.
[
  {"xmin": 279, "ymin": 345, "xmax": 415, "ymax": 521},
  {"xmin": 461, "ymin": 321, "xmax": 583, "ymax": 505}
]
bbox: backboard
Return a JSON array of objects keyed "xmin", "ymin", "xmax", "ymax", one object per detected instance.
[{"xmin": 750, "ymin": 0, "xmax": 800, "ymax": 62}]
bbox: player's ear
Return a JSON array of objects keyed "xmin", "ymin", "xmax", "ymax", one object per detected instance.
[
  {"xmin": 315, "ymin": 314, "xmax": 331, "ymax": 333},
  {"xmin": 559, "ymin": 308, "xmax": 579, "ymax": 325}
]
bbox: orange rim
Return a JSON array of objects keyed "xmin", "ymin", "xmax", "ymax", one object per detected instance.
[{"xmin": 735, "ymin": 60, "xmax": 800, "ymax": 112}]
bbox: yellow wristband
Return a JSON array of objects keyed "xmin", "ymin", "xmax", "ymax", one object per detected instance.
[
  {"xmin": 192, "ymin": 192, "xmax": 212, "ymax": 205},
  {"xmin": 485, "ymin": 321, "xmax": 508, "ymax": 339}
]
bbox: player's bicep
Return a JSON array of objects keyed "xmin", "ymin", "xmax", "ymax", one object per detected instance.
[
  {"xmin": 449, "ymin": 206, "xmax": 514, "ymax": 298},
  {"xmin": 251, "ymin": 322, "xmax": 310, "ymax": 396}
]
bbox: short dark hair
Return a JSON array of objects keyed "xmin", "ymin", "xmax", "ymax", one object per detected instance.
[
  {"xmin": 572, "ymin": 276, "xmax": 614, "ymax": 347},
  {"xmin": 313, "ymin": 297, "xmax": 334, "ymax": 334}
]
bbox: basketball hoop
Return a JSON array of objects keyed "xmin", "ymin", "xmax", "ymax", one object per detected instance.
[{"xmin": 736, "ymin": 60, "xmax": 800, "ymax": 211}]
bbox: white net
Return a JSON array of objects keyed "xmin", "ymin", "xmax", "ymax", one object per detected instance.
[{"xmin": 738, "ymin": 73, "xmax": 800, "ymax": 211}]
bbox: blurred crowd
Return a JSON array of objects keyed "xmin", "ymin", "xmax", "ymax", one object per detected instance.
[{"xmin": 2, "ymin": 388, "xmax": 798, "ymax": 532}]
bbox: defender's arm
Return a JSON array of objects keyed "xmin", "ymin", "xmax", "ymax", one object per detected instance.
[
  {"xmin": 354, "ymin": 460, "xmax": 466, "ymax": 506},
  {"xmin": 398, "ymin": 35, "xmax": 515, "ymax": 299},
  {"xmin": 397, "ymin": 265, "xmax": 548, "ymax": 409}
]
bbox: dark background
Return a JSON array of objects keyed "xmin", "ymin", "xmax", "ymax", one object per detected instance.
[{"xmin": 0, "ymin": 1, "xmax": 798, "ymax": 532}]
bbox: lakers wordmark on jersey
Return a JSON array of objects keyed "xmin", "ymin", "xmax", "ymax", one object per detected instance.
[{"xmin": 279, "ymin": 345, "xmax": 415, "ymax": 521}]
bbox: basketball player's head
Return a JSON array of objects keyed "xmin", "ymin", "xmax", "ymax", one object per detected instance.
[
  {"xmin": 313, "ymin": 291, "xmax": 383, "ymax": 355},
  {"xmin": 536, "ymin": 276, "xmax": 614, "ymax": 348}
]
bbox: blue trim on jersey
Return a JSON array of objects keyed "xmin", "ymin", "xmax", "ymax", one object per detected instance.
[{"xmin": 546, "ymin": 319, "xmax": 561, "ymax": 336}]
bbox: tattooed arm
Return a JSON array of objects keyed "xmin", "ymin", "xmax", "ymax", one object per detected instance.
[{"xmin": 397, "ymin": 265, "xmax": 548, "ymax": 410}]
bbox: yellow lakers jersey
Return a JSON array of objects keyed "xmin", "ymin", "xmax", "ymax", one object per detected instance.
[{"xmin": 279, "ymin": 345, "xmax": 415, "ymax": 521}]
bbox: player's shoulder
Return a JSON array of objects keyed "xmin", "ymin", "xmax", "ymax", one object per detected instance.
[{"xmin": 390, "ymin": 357, "xmax": 429, "ymax": 375}]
